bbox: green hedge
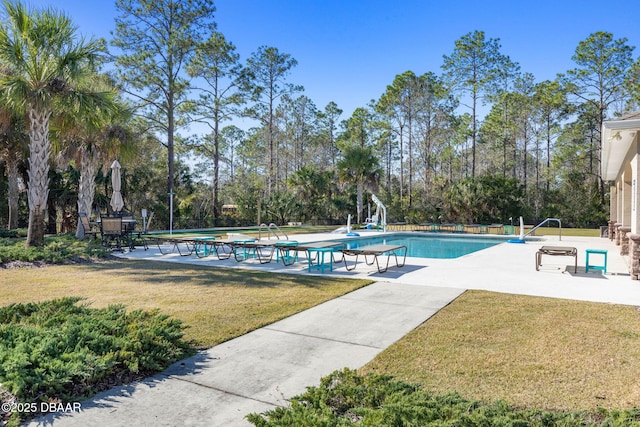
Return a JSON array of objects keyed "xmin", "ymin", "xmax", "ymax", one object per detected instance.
[
  {"xmin": 0, "ymin": 234, "xmax": 110, "ymax": 264},
  {"xmin": 0, "ymin": 298, "xmax": 192, "ymax": 424},
  {"xmin": 248, "ymin": 369, "xmax": 640, "ymax": 426}
]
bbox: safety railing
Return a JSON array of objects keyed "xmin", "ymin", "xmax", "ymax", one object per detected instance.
[
  {"xmin": 258, "ymin": 223, "xmax": 289, "ymax": 240},
  {"xmin": 524, "ymin": 218, "xmax": 562, "ymax": 240}
]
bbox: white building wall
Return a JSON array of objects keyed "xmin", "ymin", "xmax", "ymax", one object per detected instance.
[
  {"xmin": 632, "ymin": 153, "xmax": 640, "ymax": 234},
  {"xmin": 623, "ymin": 168, "xmax": 632, "ymax": 227}
]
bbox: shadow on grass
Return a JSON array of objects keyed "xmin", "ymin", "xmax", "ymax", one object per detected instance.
[{"xmin": 84, "ymin": 258, "xmax": 365, "ymax": 289}]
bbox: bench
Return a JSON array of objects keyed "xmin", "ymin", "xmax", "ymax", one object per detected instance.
[
  {"xmin": 535, "ymin": 246, "xmax": 577, "ymax": 273},
  {"xmin": 339, "ymin": 244, "xmax": 407, "ymax": 273}
]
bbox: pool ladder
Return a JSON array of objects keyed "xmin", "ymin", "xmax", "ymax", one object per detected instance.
[{"xmin": 259, "ymin": 223, "xmax": 289, "ymax": 240}]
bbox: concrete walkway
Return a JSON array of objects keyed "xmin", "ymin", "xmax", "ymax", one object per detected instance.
[
  {"xmin": 30, "ymin": 282, "xmax": 464, "ymax": 426},
  {"xmin": 29, "ymin": 232, "xmax": 640, "ymax": 426}
]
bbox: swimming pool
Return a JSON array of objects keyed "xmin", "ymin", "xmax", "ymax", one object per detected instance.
[{"xmin": 335, "ymin": 233, "xmax": 505, "ymax": 259}]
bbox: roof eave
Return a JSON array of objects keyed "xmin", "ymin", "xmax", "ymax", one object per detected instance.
[{"xmin": 602, "ymin": 119, "xmax": 640, "ymax": 181}]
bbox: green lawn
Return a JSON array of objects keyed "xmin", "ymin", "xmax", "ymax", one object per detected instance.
[
  {"xmin": 529, "ymin": 226, "xmax": 600, "ymax": 237},
  {"xmin": 362, "ymin": 290, "xmax": 640, "ymax": 412},
  {"xmin": 0, "ymin": 259, "xmax": 369, "ymax": 348}
]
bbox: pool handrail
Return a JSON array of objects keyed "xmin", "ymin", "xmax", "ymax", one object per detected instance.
[
  {"xmin": 258, "ymin": 223, "xmax": 289, "ymax": 240},
  {"xmin": 525, "ymin": 218, "xmax": 562, "ymax": 241}
]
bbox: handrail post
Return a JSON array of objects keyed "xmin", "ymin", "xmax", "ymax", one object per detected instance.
[
  {"xmin": 558, "ymin": 219, "xmax": 562, "ymax": 241},
  {"xmin": 258, "ymin": 223, "xmax": 268, "ymax": 240}
]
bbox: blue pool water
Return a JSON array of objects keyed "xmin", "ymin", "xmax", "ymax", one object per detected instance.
[{"xmin": 336, "ymin": 233, "xmax": 505, "ymax": 259}]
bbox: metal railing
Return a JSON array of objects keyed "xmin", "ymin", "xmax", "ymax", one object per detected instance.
[
  {"xmin": 258, "ymin": 223, "xmax": 289, "ymax": 240},
  {"xmin": 525, "ymin": 218, "xmax": 562, "ymax": 240}
]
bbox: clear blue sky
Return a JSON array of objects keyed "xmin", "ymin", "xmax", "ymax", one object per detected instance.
[{"xmin": 24, "ymin": 0, "xmax": 640, "ymax": 121}]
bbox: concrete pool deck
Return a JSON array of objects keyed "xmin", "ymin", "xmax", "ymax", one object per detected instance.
[
  {"xmin": 30, "ymin": 232, "xmax": 640, "ymax": 426},
  {"xmin": 118, "ymin": 231, "xmax": 638, "ymax": 305}
]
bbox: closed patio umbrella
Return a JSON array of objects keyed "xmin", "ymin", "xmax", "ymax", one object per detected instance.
[{"xmin": 110, "ymin": 160, "xmax": 124, "ymax": 212}]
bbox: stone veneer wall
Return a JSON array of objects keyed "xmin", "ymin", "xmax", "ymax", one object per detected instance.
[
  {"xmin": 609, "ymin": 220, "xmax": 617, "ymax": 242},
  {"xmin": 629, "ymin": 234, "xmax": 640, "ymax": 280},
  {"xmin": 619, "ymin": 226, "xmax": 631, "ymax": 256},
  {"xmin": 616, "ymin": 223, "xmax": 623, "ymax": 246}
]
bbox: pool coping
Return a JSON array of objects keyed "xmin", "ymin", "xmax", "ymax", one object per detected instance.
[{"xmin": 323, "ymin": 231, "xmax": 524, "ymax": 259}]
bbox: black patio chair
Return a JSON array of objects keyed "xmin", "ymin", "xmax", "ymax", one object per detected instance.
[
  {"xmin": 100, "ymin": 215, "xmax": 125, "ymax": 251},
  {"xmin": 78, "ymin": 212, "xmax": 98, "ymax": 240}
]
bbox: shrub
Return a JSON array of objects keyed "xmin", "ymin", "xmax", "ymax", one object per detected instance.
[
  {"xmin": 0, "ymin": 234, "xmax": 110, "ymax": 265},
  {"xmin": 0, "ymin": 298, "xmax": 192, "ymax": 424},
  {"xmin": 247, "ymin": 369, "xmax": 640, "ymax": 426}
]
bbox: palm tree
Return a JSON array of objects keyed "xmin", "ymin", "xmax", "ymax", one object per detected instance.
[
  {"xmin": 0, "ymin": 105, "xmax": 27, "ymax": 229},
  {"xmin": 0, "ymin": 1, "xmax": 111, "ymax": 246},
  {"xmin": 289, "ymin": 166, "xmax": 335, "ymax": 221},
  {"xmin": 337, "ymin": 146, "xmax": 381, "ymax": 224},
  {"xmin": 51, "ymin": 72, "xmax": 134, "ymax": 239}
]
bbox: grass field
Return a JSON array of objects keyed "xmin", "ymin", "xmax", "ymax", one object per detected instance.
[
  {"xmin": 529, "ymin": 226, "xmax": 600, "ymax": 237},
  {"xmin": 0, "ymin": 260, "xmax": 369, "ymax": 348},
  {"xmin": 362, "ymin": 290, "xmax": 640, "ymax": 412}
]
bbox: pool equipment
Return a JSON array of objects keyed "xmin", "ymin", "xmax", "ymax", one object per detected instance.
[
  {"xmin": 370, "ymin": 194, "xmax": 387, "ymax": 232},
  {"xmin": 332, "ymin": 214, "xmax": 354, "ymax": 234},
  {"xmin": 525, "ymin": 218, "xmax": 562, "ymax": 241},
  {"xmin": 507, "ymin": 216, "xmax": 526, "ymax": 243},
  {"xmin": 345, "ymin": 214, "xmax": 360, "ymax": 236}
]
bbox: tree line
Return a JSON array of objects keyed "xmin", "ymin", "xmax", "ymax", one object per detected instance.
[{"xmin": 1, "ymin": 0, "xmax": 640, "ymax": 247}]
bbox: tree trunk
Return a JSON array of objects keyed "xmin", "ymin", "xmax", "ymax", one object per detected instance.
[
  {"xmin": 399, "ymin": 127, "xmax": 404, "ymax": 209},
  {"xmin": 386, "ymin": 139, "xmax": 392, "ymax": 190},
  {"xmin": 267, "ymin": 89, "xmax": 275, "ymax": 195},
  {"xmin": 76, "ymin": 146, "xmax": 98, "ymax": 239},
  {"xmin": 47, "ymin": 199, "xmax": 57, "ymax": 234},
  {"xmin": 213, "ymin": 114, "xmax": 220, "ymax": 223},
  {"xmin": 408, "ymin": 116, "xmax": 413, "ymax": 209},
  {"xmin": 423, "ymin": 128, "xmax": 431, "ymax": 195},
  {"xmin": 546, "ymin": 117, "xmax": 551, "ymax": 192},
  {"xmin": 523, "ymin": 122, "xmax": 528, "ymax": 193},
  {"xmin": 6, "ymin": 154, "xmax": 19, "ymax": 229},
  {"xmin": 503, "ymin": 137, "xmax": 507, "ymax": 178},
  {"xmin": 471, "ymin": 91, "xmax": 477, "ymax": 178},
  {"xmin": 356, "ymin": 181, "xmax": 363, "ymax": 224},
  {"xmin": 27, "ymin": 206, "xmax": 46, "ymax": 246},
  {"xmin": 168, "ymin": 101, "xmax": 175, "ymax": 232},
  {"xmin": 25, "ymin": 106, "xmax": 52, "ymax": 247},
  {"xmin": 535, "ymin": 134, "xmax": 540, "ymax": 191}
]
